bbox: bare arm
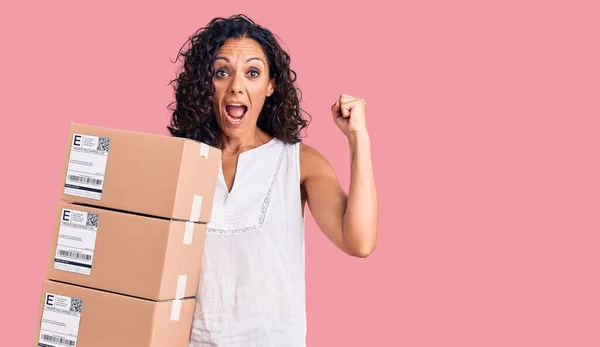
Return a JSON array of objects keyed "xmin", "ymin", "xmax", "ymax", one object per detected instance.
[
  {"xmin": 301, "ymin": 129, "xmax": 378, "ymax": 258},
  {"xmin": 343, "ymin": 130, "xmax": 378, "ymax": 256}
]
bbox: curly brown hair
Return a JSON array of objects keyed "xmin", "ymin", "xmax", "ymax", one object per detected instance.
[{"xmin": 166, "ymin": 14, "xmax": 311, "ymax": 148}]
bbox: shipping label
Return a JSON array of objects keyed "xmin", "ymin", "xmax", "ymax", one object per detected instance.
[
  {"xmin": 63, "ymin": 133, "xmax": 110, "ymax": 200},
  {"xmin": 53, "ymin": 208, "xmax": 99, "ymax": 276}
]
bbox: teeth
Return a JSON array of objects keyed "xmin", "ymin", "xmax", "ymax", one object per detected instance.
[{"xmin": 226, "ymin": 114, "xmax": 243, "ymax": 124}]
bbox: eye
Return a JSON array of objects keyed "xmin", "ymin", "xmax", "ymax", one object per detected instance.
[
  {"xmin": 247, "ymin": 69, "xmax": 260, "ymax": 79},
  {"xmin": 215, "ymin": 68, "xmax": 229, "ymax": 78}
]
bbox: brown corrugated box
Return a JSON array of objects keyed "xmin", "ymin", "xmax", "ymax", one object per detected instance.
[
  {"xmin": 34, "ymin": 279, "xmax": 195, "ymax": 347},
  {"xmin": 59, "ymin": 122, "xmax": 221, "ymax": 222},
  {"xmin": 34, "ymin": 122, "xmax": 219, "ymax": 346},
  {"xmin": 46, "ymin": 201, "xmax": 207, "ymax": 301}
]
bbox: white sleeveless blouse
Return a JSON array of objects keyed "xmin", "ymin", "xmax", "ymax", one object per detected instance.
[{"xmin": 189, "ymin": 138, "xmax": 306, "ymax": 347}]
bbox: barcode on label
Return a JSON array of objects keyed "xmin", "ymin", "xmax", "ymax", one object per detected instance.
[
  {"xmin": 58, "ymin": 250, "xmax": 91, "ymax": 261},
  {"xmin": 68, "ymin": 175, "xmax": 103, "ymax": 186},
  {"xmin": 41, "ymin": 334, "xmax": 76, "ymax": 346}
]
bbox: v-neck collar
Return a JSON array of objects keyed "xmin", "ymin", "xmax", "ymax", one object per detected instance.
[{"xmin": 218, "ymin": 137, "xmax": 278, "ymax": 196}]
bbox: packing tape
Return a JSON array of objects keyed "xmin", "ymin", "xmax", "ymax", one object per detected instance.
[
  {"xmin": 200, "ymin": 143, "xmax": 209, "ymax": 158},
  {"xmin": 183, "ymin": 221, "xmax": 194, "ymax": 245},
  {"xmin": 170, "ymin": 299, "xmax": 182, "ymax": 321},
  {"xmin": 176, "ymin": 274, "xmax": 187, "ymax": 299},
  {"xmin": 190, "ymin": 195, "xmax": 202, "ymax": 222}
]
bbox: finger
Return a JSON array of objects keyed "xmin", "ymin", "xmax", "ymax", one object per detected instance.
[
  {"xmin": 341, "ymin": 102, "xmax": 352, "ymax": 117},
  {"xmin": 339, "ymin": 94, "xmax": 357, "ymax": 103},
  {"xmin": 331, "ymin": 100, "xmax": 342, "ymax": 117},
  {"xmin": 340, "ymin": 99, "xmax": 365, "ymax": 118},
  {"xmin": 342, "ymin": 98, "xmax": 366, "ymax": 108}
]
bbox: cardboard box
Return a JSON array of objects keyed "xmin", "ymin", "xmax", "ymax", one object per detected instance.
[
  {"xmin": 59, "ymin": 123, "xmax": 221, "ymax": 222},
  {"xmin": 46, "ymin": 201, "xmax": 207, "ymax": 301},
  {"xmin": 35, "ymin": 279, "xmax": 195, "ymax": 347}
]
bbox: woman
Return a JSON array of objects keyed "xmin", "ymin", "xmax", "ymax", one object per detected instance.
[{"xmin": 167, "ymin": 14, "xmax": 378, "ymax": 346}]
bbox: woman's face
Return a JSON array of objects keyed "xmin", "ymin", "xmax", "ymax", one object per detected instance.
[{"xmin": 212, "ymin": 37, "xmax": 275, "ymax": 138}]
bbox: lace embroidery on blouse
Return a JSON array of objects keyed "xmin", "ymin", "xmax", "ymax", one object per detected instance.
[{"xmin": 206, "ymin": 144, "xmax": 286, "ymax": 235}]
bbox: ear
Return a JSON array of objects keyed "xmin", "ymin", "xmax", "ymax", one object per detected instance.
[{"xmin": 267, "ymin": 76, "xmax": 275, "ymax": 97}]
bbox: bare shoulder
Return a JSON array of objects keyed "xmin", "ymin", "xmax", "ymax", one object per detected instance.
[{"xmin": 299, "ymin": 142, "xmax": 335, "ymax": 184}]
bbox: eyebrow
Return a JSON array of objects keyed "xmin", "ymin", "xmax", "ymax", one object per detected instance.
[{"xmin": 215, "ymin": 57, "xmax": 265, "ymax": 65}]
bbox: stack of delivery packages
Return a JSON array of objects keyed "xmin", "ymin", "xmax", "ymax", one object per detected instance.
[{"xmin": 34, "ymin": 123, "xmax": 221, "ymax": 347}]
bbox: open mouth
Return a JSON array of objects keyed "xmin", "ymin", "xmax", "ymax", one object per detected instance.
[{"xmin": 225, "ymin": 104, "xmax": 248, "ymax": 125}]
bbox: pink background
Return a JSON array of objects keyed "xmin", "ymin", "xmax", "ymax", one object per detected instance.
[{"xmin": 2, "ymin": 0, "xmax": 599, "ymax": 346}]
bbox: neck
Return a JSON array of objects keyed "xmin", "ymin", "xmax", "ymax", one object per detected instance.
[{"xmin": 220, "ymin": 129, "xmax": 272, "ymax": 155}]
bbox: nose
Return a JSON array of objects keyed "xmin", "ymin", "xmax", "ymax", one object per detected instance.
[{"xmin": 228, "ymin": 73, "xmax": 244, "ymax": 95}]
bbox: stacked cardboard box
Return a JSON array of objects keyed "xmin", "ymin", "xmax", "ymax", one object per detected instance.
[{"xmin": 34, "ymin": 123, "xmax": 221, "ymax": 347}]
